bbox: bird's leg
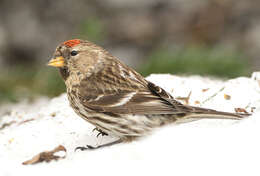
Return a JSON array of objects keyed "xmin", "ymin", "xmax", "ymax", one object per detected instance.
[
  {"xmin": 75, "ymin": 139, "xmax": 122, "ymax": 151},
  {"xmin": 92, "ymin": 127, "xmax": 108, "ymax": 137}
]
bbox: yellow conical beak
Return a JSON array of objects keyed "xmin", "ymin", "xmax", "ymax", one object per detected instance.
[{"xmin": 47, "ymin": 56, "xmax": 65, "ymax": 67}]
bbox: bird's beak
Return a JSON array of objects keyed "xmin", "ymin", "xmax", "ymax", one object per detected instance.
[{"xmin": 47, "ymin": 56, "xmax": 65, "ymax": 67}]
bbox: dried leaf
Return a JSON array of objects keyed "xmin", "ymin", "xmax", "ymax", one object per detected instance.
[
  {"xmin": 224, "ymin": 94, "xmax": 231, "ymax": 100},
  {"xmin": 22, "ymin": 145, "xmax": 67, "ymax": 165},
  {"xmin": 251, "ymin": 107, "xmax": 256, "ymax": 113},
  {"xmin": 234, "ymin": 108, "xmax": 248, "ymax": 114},
  {"xmin": 194, "ymin": 100, "xmax": 200, "ymax": 105},
  {"xmin": 202, "ymin": 88, "xmax": 209, "ymax": 92},
  {"xmin": 50, "ymin": 112, "xmax": 56, "ymax": 117}
]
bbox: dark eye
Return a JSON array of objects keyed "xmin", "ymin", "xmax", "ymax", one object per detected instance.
[{"xmin": 70, "ymin": 50, "xmax": 78, "ymax": 56}]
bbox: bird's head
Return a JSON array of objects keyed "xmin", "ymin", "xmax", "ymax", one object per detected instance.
[{"xmin": 48, "ymin": 39, "xmax": 106, "ymax": 80}]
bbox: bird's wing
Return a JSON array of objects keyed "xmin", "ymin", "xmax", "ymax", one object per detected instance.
[{"xmin": 77, "ymin": 80, "xmax": 190, "ymax": 115}]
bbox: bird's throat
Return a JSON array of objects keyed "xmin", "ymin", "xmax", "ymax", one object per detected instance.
[{"xmin": 59, "ymin": 67, "xmax": 70, "ymax": 81}]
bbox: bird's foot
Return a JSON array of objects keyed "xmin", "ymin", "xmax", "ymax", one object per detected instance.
[
  {"xmin": 92, "ymin": 127, "xmax": 108, "ymax": 137},
  {"xmin": 74, "ymin": 145, "xmax": 96, "ymax": 151},
  {"xmin": 74, "ymin": 139, "xmax": 122, "ymax": 151}
]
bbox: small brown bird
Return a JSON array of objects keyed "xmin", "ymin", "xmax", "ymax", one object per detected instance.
[{"xmin": 48, "ymin": 39, "xmax": 248, "ymax": 149}]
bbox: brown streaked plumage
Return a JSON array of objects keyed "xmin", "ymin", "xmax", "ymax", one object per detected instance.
[{"xmin": 48, "ymin": 39, "xmax": 249, "ymax": 149}]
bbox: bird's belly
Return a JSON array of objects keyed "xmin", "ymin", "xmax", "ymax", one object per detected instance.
[{"xmin": 86, "ymin": 113, "xmax": 156, "ymax": 138}]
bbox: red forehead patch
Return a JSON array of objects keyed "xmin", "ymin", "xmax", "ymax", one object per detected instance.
[{"xmin": 63, "ymin": 39, "xmax": 81, "ymax": 47}]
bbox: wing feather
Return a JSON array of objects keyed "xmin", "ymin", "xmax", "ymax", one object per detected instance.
[{"xmin": 78, "ymin": 81, "xmax": 187, "ymax": 115}]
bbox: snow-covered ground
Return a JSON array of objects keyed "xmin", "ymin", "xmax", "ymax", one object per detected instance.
[{"xmin": 1, "ymin": 73, "xmax": 260, "ymax": 176}]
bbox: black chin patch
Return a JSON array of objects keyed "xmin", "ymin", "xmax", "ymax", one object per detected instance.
[{"xmin": 59, "ymin": 67, "xmax": 69, "ymax": 81}]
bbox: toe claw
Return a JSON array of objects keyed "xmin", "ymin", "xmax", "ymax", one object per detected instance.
[
  {"xmin": 96, "ymin": 133, "xmax": 101, "ymax": 138},
  {"xmin": 75, "ymin": 145, "xmax": 96, "ymax": 151},
  {"xmin": 86, "ymin": 145, "xmax": 96, "ymax": 149},
  {"xmin": 74, "ymin": 146, "xmax": 88, "ymax": 152},
  {"xmin": 92, "ymin": 128, "xmax": 108, "ymax": 138}
]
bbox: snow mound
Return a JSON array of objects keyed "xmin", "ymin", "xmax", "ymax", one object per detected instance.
[{"xmin": 1, "ymin": 73, "xmax": 260, "ymax": 176}]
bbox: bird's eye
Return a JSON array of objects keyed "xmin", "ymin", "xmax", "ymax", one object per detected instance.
[{"xmin": 70, "ymin": 50, "xmax": 78, "ymax": 56}]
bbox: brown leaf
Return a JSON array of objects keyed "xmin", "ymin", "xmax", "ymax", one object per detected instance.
[
  {"xmin": 194, "ymin": 100, "xmax": 201, "ymax": 105},
  {"xmin": 202, "ymin": 88, "xmax": 209, "ymax": 92},
  {"xmin": 224, "ymin": 94, "xmax": 231, "ymax": 100},
  {"xmin": 50, "ymin": 112, "xmax": 57, "ymax": 117},
  {"xmin": 251, "ymin": 107, "xmax": 256, "ymax": 113},
  {"xmin": 234, "ymin": 108, "xmax": 248, "ymax": 114},
  {"xmin": 22, "ymin": 145, "xmax": 67, "ymax": 165}
]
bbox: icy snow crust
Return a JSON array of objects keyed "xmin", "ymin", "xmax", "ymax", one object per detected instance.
[{"xmin": 1, "ymin": 73, "xmax": 260, "ymax": 176}]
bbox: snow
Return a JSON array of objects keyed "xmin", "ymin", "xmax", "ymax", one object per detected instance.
[{"xmin": 1, "ymin": 73, "xmax": 260, "ymax": 176}]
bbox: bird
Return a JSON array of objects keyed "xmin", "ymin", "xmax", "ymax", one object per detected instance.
[{"xmin": 48, "ymin": 39, "xmax": 249, "ymax": 150}]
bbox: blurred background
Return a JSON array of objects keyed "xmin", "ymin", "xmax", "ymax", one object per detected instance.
[{"xmin": 0, "ymin": 0, "xmax": 259, "ymax": 104}]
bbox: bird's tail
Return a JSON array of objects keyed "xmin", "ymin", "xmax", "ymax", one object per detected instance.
[{"xmin": 177, "ymin": 105, "xmax": 250, "ymax": 121}]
